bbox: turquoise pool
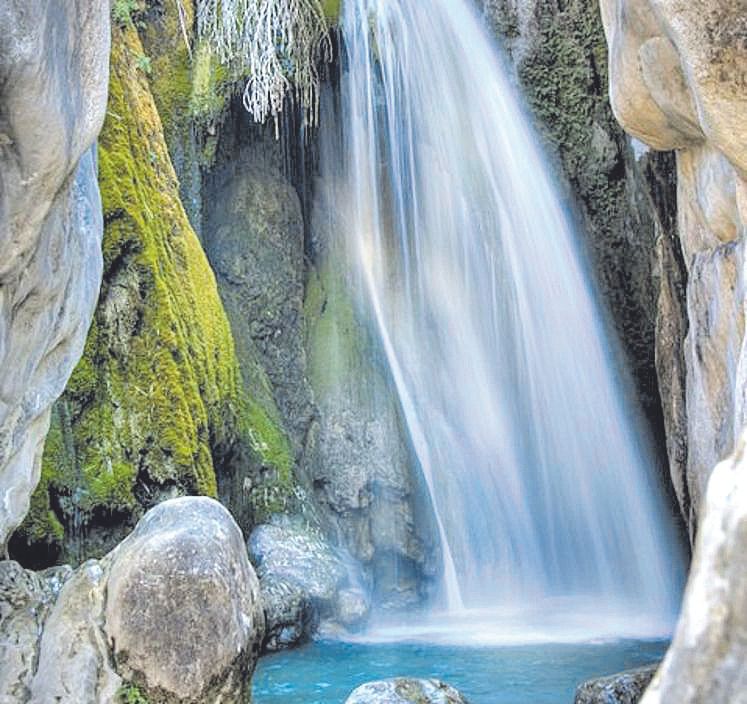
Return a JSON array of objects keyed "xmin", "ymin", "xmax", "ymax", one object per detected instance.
[{"xmin": 253, "ymin": 638, "xmax": 667, "ymax": 703}]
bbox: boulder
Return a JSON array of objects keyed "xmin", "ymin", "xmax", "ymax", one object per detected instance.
[
  {"xmin": 345, "ymin": 678, "xmax": 470, "ymax": 704},
  {"xmin": 0, "ymin": 0, "xmax": 109, "ymax": 548},
  {"xmin": 575, "ymin": 664, "xmax": 658, "ymax": 704},
  {"xmin": 105, "ymin": 497, "xmax": 264, "ymax": 702}
]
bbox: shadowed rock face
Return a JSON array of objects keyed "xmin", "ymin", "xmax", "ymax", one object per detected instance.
[
  {"xmin": 0, "ymin": 0, "xmax": 110, "ymax": 547},
  {"xmin": 600, "ymin": 1, "xmax": 747, "ymax": 702}
]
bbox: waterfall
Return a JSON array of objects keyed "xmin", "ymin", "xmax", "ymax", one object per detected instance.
[{"xmin": 321, "ymin": 0, "xmax": 685, "ymax": 640}]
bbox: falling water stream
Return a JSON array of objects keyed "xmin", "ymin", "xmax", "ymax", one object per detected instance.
[{"xmin": 321, "ymin": 0, "xmax": 684, "ymax": 642}]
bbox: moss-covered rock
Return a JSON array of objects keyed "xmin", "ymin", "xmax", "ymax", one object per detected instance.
[{"xmin": 11, "ymin": 18, "xmax": 290, "ymax": 566}]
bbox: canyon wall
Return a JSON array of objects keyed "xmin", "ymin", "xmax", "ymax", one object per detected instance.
[
  {"xmin": 601, "ymin": 0, "xmax": 747, "ymax": 535},
  {"xmin": 0, "ymin": 1, "xmax": 110, "ymax": 549},
  {"xmin": 600, "ymin": 0, "xmax": 747, "ymax": 700}
]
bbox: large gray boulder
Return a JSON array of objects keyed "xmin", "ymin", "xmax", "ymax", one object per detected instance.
[
  {"xmin": 345, "ymin": 679, "xmax": 470, "ymax": 704},
  {"xmin": 0, "ymin": 0, "xmax": 109, "ymax": 547},
  {"xmin": 106, "ymin": 497, "xmax": 264, "ymax": 702},
  {"xmin": 0, "ymin": 497, "xmax": 264, "ymax": 703},
  {"xmin": 575, "ymin": 664, "xmax": 658, "ymax": 704}
]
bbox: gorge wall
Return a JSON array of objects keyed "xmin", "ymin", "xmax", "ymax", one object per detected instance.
[
  {"xmin": 599, "ymin": 1, "xmax": 747, "ymax": 700},
  {"xmin": 0, "ymin": 1, "xmax": 110, "ymax": 549},
  {"xmin": 601, "ymin": 0, "xmax": 747, "ymax": 536},
  {"xmin": 7, "ymin": 0, "xmax": 691, "ymax": 607}
]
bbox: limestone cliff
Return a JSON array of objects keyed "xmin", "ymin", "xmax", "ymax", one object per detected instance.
[
  {"xmin": 600, "ymin": 0, "xmax": 747, "ymax": 537},
  {"xmin": 600, "ymin": 0, "xmax": 747, "ymax": 700},
  {"xmin": 0, "ymin": 1, "xmax": 110, "ymax": 549}
]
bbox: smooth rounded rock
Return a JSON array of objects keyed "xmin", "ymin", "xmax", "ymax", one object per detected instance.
[
  {"xmin": 345, "ymin": 678, "xmax": 470, "ymax": 704},
  {"xmin": 105, "ymin": 497, "xmax": 264, "ymax": 702}
]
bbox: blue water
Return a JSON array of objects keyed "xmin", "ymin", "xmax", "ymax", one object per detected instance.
[{"xmin": 253, "ymin": 639, "xmax": 667, "ymax": 703}]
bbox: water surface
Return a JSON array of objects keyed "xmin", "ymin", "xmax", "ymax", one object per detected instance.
[{"xmin": 253, "ymin": 639, "xmax": 667, "ymax": 703}]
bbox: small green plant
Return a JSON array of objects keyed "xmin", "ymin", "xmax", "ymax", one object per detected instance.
[
  {"xmin": 118, "ymin": 683, "xmax": 149, "ymax": 704},
  {"xmin": 136, "ymin": 54, "xmax": 153, "ymax": 75},
  {"xmin": 112, "ymin": 0, "xmax": 139, "ymax": 27}
]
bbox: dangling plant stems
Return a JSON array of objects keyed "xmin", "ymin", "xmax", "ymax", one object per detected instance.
[{"xmin": 194, "ymin": 0, "xmax": 333, "ymax": 129}]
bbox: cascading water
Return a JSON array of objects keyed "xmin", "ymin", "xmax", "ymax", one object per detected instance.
[{"xmin": 322, "ymin": 0, "xmax": 685, "ymax": 641}]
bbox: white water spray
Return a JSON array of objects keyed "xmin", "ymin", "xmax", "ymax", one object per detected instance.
[{"xmin": 324, "ymin": 0, "xmax": 684, "ymax": 640}]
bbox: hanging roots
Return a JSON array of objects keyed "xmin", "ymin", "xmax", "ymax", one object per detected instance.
[{"xmin": 195, "ymin": 0, "xmax": 333, "ymax": 127}]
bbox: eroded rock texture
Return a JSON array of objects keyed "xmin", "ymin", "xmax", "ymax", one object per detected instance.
[
  {"xmin": 0, "ymin": 497, "xmax": 263, "ymax": 704},
  {"xmin": 249, "ymin": 520, "xmax": 368, "ymax": 650},
  {"xmin": 600, "ymin": 1, "xmax": 747, "ymax": 701},
  {"xmin": 0, "ymin": 1, "xmax": 109, "ymax": 548},
  {"xmin": 10, "ymin": 17, "xmax": 294, "ymax": 566},
  {"xmin": 600, "ymin": 0, "xmax": 747, "ymax": 535}
]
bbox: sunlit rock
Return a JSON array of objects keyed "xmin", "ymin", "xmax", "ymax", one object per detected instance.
[
  {"xmin": 1, "ymin": 497, "xmax": 263, "ymax": 703},
  {"xmin": 0, "ymin": 0, "xmax": 109, "ymax": 547},
  {"xmin": 600, "ymin": 0, "xmax": 747, "ymax": 535}
]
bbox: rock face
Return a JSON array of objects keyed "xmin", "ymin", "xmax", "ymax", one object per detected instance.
[
  {"xmin": 204, "ymin": 113, "xmax": 314, "ymax": 458},
  {"xmin": 300, "ymin": 137, "xmax": 442, "ymax": 608},
  {"xmin": 0, "ymin": 497, "xmax": 263, "ymax": 703},
  {"xmin": 249, "ymin": 520, "xmax": 368, "ymax": 650},
  {"xmin": 600, "ymin": 0, "xmax": 747, "ymax": 537},
  {"xmin": 345, "ymin": 679, "xmax": 470, "ymax": 704},
  {"xmin": 640, "ymin": 437, "xmax": 747, "ymax": 704},
  {"xmin": 575, "ymin": 664, "xmax": 658, "ymax": 704},
  {"xmin": 600, "ymin": 1, "xmax": 747, "ymax": 702},
  {"xmin": 0, "ymin": 0, "xmax": 109, "ymax": 548}
]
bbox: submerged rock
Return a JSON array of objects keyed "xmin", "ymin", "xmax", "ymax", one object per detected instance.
[
  {"xmin": 575, "ymin": 664, "xmax": 658, "ymax": 704},
  {"xmin": 345, "ymin": 678, "xmax": 470, "ymax": 704},
  {"xmin": 249, "ymin": 521, "xmax": 369, "ymax": 650},
  {"xmin": 1, "ymin": 497, "xmax": 264, "ymax": 703}
]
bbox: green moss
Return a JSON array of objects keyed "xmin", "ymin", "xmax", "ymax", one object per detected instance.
[
  {"xmin": 190, "ymin": 42, "xmax": 230, "ymax": 125},
  {"xmin": 13, "ymin": 22, "xmax": 292, "ymax": 563},
  {"xmin": 304, "ymin": 265, "xmax": 362, "ymax": 396},
  {"xmin": 321, "ymin": 0, "xmax": 342, "ymax": 24}
]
